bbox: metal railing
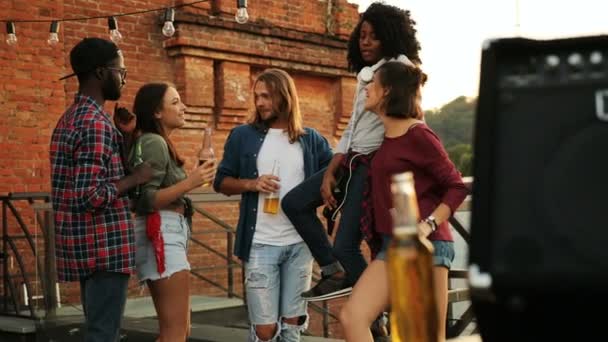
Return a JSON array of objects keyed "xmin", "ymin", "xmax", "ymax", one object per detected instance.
[
  {"xmin": 446, "ymin": 177, "xmax": 476, "ymax": 337},
  {"xmin": 0, "ymin": 185, "xmax": 476, "ymax": 338},
  {"xmin": 0, "ymin": 192, "xmax": 57, "ymax": 320},
  {"xmin": 188, "ymin": 194, "xmax": 337, "ymax": 336},
  {"xmin": 189, "ymin": 204, "xmax": 244, "ymax": 299}
]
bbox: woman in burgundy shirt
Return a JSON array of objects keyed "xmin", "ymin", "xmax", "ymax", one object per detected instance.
[{"xmin": 339, "ymin": 61, "xmax": 468, "ymax": 342}]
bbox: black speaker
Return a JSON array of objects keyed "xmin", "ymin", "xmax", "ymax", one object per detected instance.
[{"xmin": 469, "ymin": 35, "xmax": 608, "ymax": 340}]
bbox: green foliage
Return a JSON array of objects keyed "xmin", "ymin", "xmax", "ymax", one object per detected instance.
[
  {"xmin": 425, "ymin": 96, "xmax": 476, "ymax": 176},
  {"xmin": 446, "ymin": 144, "xmax": 473, "ymax": 177}
]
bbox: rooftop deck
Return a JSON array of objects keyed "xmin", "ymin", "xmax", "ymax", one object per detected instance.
[{"xmin": 0, "ymin": 295, "xmax": 343, "ymax": 341}]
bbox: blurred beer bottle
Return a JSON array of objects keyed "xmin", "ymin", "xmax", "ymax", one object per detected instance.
[
  {"xmin": 263, "ymin": 160, "xmax": 280, "ymax": 214},
  {"xmin": 387, "ymin": 171, "xmax": 438, "ymax": 342}
]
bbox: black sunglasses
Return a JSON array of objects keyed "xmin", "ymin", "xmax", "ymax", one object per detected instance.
[{"xmin": 104, "ymin": 66, "xmax": 128, "ymax": 79}]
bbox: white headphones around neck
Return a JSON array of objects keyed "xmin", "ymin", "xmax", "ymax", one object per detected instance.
[{"xmin": 357, "ymin": 54, "xmax": 415, "ymax": 83}]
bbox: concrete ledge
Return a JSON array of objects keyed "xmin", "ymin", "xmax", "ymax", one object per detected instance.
[
  {"xmin": 0, "ymin": 315, "xmax": 37, "ymax": 334},
  {"xmin": 125, "ymin": 295, "xmax": 244, "ymax": 319},
  {"xmin": 46, "ymin": 295, "xmax": 245, "ymax": 320},
  {"xmin": 125, "ymin": 318, "xmax": 344, "ymax": 342}
]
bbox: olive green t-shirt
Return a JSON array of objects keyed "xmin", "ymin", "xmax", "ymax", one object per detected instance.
[{"xmin": 129, "ymin": 133, "xmax": 187, "ymax": 216}]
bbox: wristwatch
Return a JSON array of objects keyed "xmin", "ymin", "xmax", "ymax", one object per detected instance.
[{"xmin": 424, "ymin": 216, "xmax": 438, "ymax": 232}]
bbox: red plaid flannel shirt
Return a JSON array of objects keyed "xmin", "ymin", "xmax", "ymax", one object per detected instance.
[
  {"xmin": 339, "ymin": 151, "xmax": 383, "ymax": 259},
  {"xmin": 50, "ymin": 94, "xmax": 134, "ymax": 282}
]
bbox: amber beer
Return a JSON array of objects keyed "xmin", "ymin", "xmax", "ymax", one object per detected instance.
[
  {"xmin": 263, "ymin": 196, "xmax": 279, "ymax": 214},
  {"xmin": 387, "ymin": 172, "xmax": 438, "ymax": 342},
  {"xmin": 263, "ymin": 160, "xmax": 280, "ymax": 214}
]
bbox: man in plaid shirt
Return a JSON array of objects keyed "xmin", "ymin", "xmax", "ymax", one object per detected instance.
[{"xmin": 50, "ymin": 38, "xmax": 152, "ymax": 342}]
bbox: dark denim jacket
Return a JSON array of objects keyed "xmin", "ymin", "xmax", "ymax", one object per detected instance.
[{"xmin": 213, "ymin": 124, "xmax": 333, "ymax": 261}]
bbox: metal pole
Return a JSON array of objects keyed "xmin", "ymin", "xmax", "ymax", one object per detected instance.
[
  {"xmin": 227, "ymin": 232, "xmax": 234, "ymax": 298},
  {"xmin": 42, "ymin": 205, "xmax": 57, "ymax": 318},
  {"xmin": 2, "ymin": 199, "xmax": 7, "ymax": 313}
]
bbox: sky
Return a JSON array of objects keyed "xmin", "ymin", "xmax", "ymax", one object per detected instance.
[{"xmin": 348, "ymin": 0, "xmax": 608, "ymax": 110}]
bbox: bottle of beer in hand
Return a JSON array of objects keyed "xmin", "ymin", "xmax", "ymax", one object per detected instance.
[
  {"xmin": 131, "ymin": 141, "xmax": 144, "ymax": 198},
  {"xmin": 263, "ymin": 160, "xmax": 280, "ymax": 214},
  {"xmin": 199, "ymin": 127, "xmax": 215, "ymax": 166},
  {"xmin": 198, "ymin": 127, "xmax": 215, "ymax": 187},
  {"xmin": 387, "ymin": 172, "xmax": 439, "ymax": 342}
]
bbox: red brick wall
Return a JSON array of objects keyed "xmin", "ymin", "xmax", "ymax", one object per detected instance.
[{"xmin": 1, "ymin": 0, "xmax": 365, "ymax": 338}]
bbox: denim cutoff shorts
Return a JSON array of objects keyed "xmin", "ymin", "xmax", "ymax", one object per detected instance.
[
  {"xmin": 134, "ymin": 211, "xmax": 191, "ymax": 282},
  {"xmin": 376, "ymin": 235, "xmax": 455, "ymax": 269}
]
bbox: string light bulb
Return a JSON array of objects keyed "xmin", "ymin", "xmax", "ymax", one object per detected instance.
[
  {"xmin": 108, "ymin": 16, "xmax": 123, "ymax": 43},
  {"xmin": 6, "ymin": 22, "xmax": 17, "ymax": 46},
  {"xmin": 47, "ymin": 21, "xmax": 60, "ymax": 46},
  {"xmin": 162, "ymin": 8, "xmax": 176, "ymax": 37},
  {"xmin": 235, "ymin": 0, "xmax": 249, "ymax": 24}
]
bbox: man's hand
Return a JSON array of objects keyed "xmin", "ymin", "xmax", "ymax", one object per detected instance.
[
  {"xmin": 251, "ymin": 175, "xmax": 280, "ymax": 194},
  {"xmin": 320, "ymin": 171, "xmax": 337, "ymax": 209},
  {"xmin": 114, "ymin": 104, "xmax": 136, "ymax": 135},
  {"xmin": 131, "ymin": 162, "xmax": 154, "ymax": 185}
]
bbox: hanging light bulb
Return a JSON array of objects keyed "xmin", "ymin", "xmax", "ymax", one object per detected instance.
[
  {"xmin": 162, "ymin": 8, "xmax": 176, "ymax": 37},
  {"xmin": 108, "ymin": 16, "xmax": 123, "ymax": 44},
  {"xmin": 5, "ymin": 21, "xmax": 17, "ymax": 46},
  {"xmin": 47, "ymin": 21, "xmax": 60, "ymax": 46},
  {"xmin": 235, "ymin": 0, "xmax": 249, "ymax": 24}
]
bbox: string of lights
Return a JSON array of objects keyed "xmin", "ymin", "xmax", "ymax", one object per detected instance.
[{"xmin": 2, "ymin": 0, "xmax": 249, "ymax": 46}]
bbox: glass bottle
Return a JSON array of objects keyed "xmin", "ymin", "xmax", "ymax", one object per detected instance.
[
  {"xmin": 198, "ymin": 127, "xmax": 215, "ymax": 166},
  {"xmin": 263, "ymin": 160, "xmax": 280, "ymax": 214},
  {"xmin": 387, "ymin": 171, "xmax": 439, "ymax": 342},
  {"xmin": 131, "ymin": 141, "xmax": 144, "ymax": 198},
  {"xmin": 198, "ymin": 127, "xmax": 215, "ymax": 187}
]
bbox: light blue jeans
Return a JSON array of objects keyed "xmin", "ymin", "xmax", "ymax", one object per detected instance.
[{"xmin": 245, "ymin": 242, "xmax": 313, "ymax": 342}]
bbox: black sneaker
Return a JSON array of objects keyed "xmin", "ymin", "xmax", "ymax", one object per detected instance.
[{"xmin": 302, "ymin": 274, "xmax": 352, "ymax": 301}]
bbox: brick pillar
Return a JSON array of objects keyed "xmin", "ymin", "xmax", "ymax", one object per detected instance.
[
  {"xmin": 174, "ymin": 56, "xmax": 215, "ymax": 129},
  {"xmin": 335, "ymin": 76, "xmax": 357, "ymax": 140},
  {"xmin": 215, "ymin": 61, "xmax": 251, "ymax": 131}
]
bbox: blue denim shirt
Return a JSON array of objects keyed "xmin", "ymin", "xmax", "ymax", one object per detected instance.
[{"xmin": 213, "ymin": 124, "xmax": 333, "ymax": 261}]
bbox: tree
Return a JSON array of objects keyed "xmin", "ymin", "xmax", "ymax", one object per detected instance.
[{"xmin": 425, "ymin": 96, "xmax": 476, "ymax": 176}]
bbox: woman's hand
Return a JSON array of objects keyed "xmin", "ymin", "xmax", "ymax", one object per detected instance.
[
  {"xmin": 417, "ymin": 221, "xmax": 434, "ymax": 238},
  {"xmin": 250, "ymin": 174, "xmax": 280, "ymax": 194},
  {"xmin": 200, "ymin": 159, "xmax": 217, "ymax": 187},
  {"xmin": 188, "ymin": 160, "xmax": 217, "ymax": 189}
]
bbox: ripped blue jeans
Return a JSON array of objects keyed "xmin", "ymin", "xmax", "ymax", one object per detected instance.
[{"xmin": 245, "ymin": 242, "xmax": 313, "ymax": 342}]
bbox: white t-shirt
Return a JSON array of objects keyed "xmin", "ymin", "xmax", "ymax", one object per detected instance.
[{"xmin": 253, "ymin": 128, "xmax": 305, "ymax": 246}]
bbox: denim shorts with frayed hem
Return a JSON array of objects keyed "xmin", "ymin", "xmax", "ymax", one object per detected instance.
[
  {"xmin": 375, "ymin": 235, "xmax": 455, "ymax": 269},
  {"xmin": 134, "ymin": 211, "xmax": 191, "ymax": 283}
]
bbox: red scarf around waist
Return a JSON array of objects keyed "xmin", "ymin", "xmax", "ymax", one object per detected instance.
[{"xmin": 146, "ymin": 211, "xmax": 165, "ymax": 275}]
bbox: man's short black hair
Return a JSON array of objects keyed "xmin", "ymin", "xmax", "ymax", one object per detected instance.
[{"xmin": 60, "ymin": 37, "xmax": 120, "ymax": 81}]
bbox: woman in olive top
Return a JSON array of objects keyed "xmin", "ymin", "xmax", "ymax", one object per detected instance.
[{"xmin": 130, "ymin": 83, "xmax": 216, "ymax": 342}]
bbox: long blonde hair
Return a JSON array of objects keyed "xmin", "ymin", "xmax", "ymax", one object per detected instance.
[{"xmin": 250, "ymin": 68, "xmax": 305, "ymax": 143}]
